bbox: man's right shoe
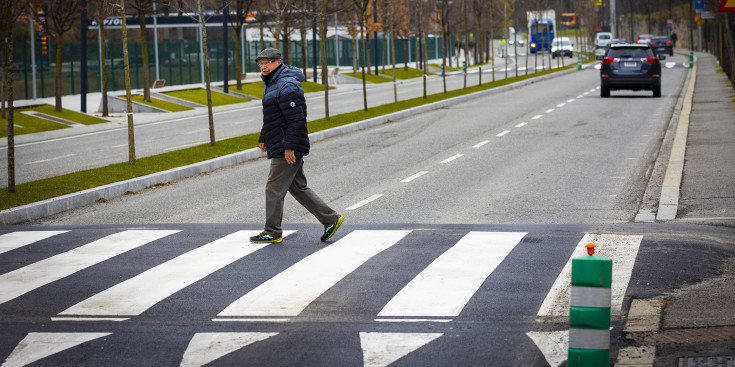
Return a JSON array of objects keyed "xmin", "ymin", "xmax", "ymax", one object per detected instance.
[{"xmin": 250, "ymin": 232, "xmax": 282, "ymax": 243}]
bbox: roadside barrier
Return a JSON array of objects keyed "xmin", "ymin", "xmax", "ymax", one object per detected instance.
[{"xmin": 568, "ymin": 243, "xmax": 612, "ymax": 367}]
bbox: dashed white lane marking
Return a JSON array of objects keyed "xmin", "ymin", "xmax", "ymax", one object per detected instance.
[
  {"xmin": 346, "ymin": 194, "xmax": 384, "ymax": 210},
  {"xmin": 545, "ymin": 108, "xmax": 555, "ymax": 113},
  {"xmin": 183, "ymin": 128, "xmax": 210, "ymax": 135},
  {"xmin": 111, "ymin": 144, "xmax": 127, "ymax": 149},
  {"xmin": 515, "ymin": 122, "xmax": 528, "ymax": 128},
  {"xmin": 577, "ymin": 95, "xmax": 584, "ymax": 98},
  {"xmin": 567, "ymin": 98, "xmax": 575, "ymax": 103},
  {"xmin": 401, "ymin": 171, "xmax": 428, "ymax": 183},
  {"xmin": 496, "ymin": 130, "xmax": 511, "ymax": 137},
  {"xmin": 590, "ymin": 88, "xmax": 596, "ymax": 92},
  {"xmin": 25, "ymin": 154, "xmax": 75, "ymax": 165},
  {"xmin": 440, "ymin": 154, "xmax": 464, "ymax": 164},
  {"xmin": 557, "ymin": 103, "xmax": 566, "ymax": 107},
  {"xmin": 473, "ymin": 140, "xmax": 490, "ymax": 148},
  {"xmin": 532, "ymin": 115, "xmax": 543, "ymax": 120},
  {"xmin": 583, "ymin": 92, "xmax": 590, "ymax": 95}
]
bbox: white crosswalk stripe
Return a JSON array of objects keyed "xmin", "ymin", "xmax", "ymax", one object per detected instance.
[
  {"xmin": 57, "ymin": 231, "xmax": 295, "ymax": 319},
  {"xmin": 377, "ymin": 231, "xmax": 526, "ymax": 319},
  {"xmin": 0, "ymin": 231, "xmax": 68, "ymax": 255},
  {"xmin": 0, "ymin": 230, "xmax": 179, "ymax": 305},
  {"xmin": 215, "ymin": 230, "xmax": 411, "ymax": 319}
]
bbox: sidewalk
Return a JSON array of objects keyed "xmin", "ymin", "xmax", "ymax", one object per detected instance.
[{"xmin": 617, "ymin": 52, "xmax": 735, "ymax": 366}]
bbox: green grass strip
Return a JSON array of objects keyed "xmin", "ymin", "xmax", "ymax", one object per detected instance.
[
  {"xmin": 131, "ymin": 95, "xmax": 193, "ymax": 112},
  {"xmin": 430, "ymin": 64, "xmax": 462, "ymax": 72},
  {"xmin": 0, "ymin": 65, "xmax": 573, "ymax": 210},
  {"xmin": 218, "ymin": 80, "xmax": 332, "ymax": 99},
  {"xmin": 379, "ymin": 67, "xmax": 434, "ymax": 79},
  {"xmin": 1, "ymin": 107, "xmax": 70, "ymax": 137},
  {"xmin": 163, "ymin": 88, "xmax": 250, "ymax": 106},
  {"xmin": 28, "ymin": 104, "xmax": 109, "ymax": 125}
]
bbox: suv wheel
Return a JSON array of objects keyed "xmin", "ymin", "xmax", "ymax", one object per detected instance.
[
  {"xmin": 653, "ymin": 85, "xmax": 661, "ymax": 97},
  {"xmin": 601, "ymin": 86, "xmax": 610, "ymax": 98}
]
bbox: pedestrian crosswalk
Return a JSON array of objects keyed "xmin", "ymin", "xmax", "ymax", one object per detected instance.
[{"xmin": 0, "ymin": 227, "xmax": 646, "ymax": 366}]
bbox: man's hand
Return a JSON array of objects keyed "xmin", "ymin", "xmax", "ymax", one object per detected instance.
[
  {"xmin": 285, "ymin": 149, "xmax": 296, "ymax": 164},
  {"xmin": 259, "ymin": 143, "xmax": 267, "ymax": 152}
]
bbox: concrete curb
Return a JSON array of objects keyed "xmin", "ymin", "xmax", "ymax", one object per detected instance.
[
  {"xmin": 0, "ymin": 67, "xmax": 577, "ymax": 225},
  {"xmin": 657, "ymin": 61, "xmax": 697, "ymax": 221}
]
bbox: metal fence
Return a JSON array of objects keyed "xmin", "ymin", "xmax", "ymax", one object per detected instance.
[
  {"xmin": 11, "ymin": 37, "xmax": 448, "ymax": 101},
  {"xmin": 701, "ymin": 18, "xmax": 735, "ymax": 91}
]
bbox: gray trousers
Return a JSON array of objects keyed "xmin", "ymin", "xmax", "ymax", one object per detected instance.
[{"xmin": 264, "ymin": 157, "xmax": 340, "ymax": 236}]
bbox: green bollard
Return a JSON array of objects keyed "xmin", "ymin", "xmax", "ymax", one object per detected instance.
[
  {"xmin": 578, "ymin": 55, "xmax": 583, "ymax": 70},
  {"xmin": 568, "ymin": 243, "xmax": 612, "ymax": 367},
  {"xmin": 689, "ymin": 52, "xmax": 694, "ymax": 68}
]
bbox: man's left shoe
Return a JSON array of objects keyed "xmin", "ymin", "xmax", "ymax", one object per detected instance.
[{"xmin": 321, "ymin": 216, "xmax": 344, "ymax": 242}]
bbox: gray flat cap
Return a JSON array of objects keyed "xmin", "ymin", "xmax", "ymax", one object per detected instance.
[{"xmin": 255, "ymin": 47, "xmax": 282, "ymax": 61}]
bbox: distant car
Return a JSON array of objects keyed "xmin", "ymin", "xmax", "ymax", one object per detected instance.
[
  {"xmin": 551, "ymin": 37, "xmax": 574, "ymax": 58},
  {"xmin": 595, "ymin": 32, "xmax": 613, "ymax": 49},
  {"xmin": 598, "ymin": 43, "xmax": 665, "ymax": 98},
  {"xmin": 508, "ymin": 35, "xmax": 525, "ymax": 47},
  {"xmin": 650, "ymin": 36, "xmax": 674, "ymax": 56},
  {"xmin": 637, "ymin": 34, "xmax": 654, "ymax": 44}
]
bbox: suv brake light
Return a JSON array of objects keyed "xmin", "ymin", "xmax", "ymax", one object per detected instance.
[
  {"xmin": 667, "ymin": 41, "xmax": 672, "ymax": 45},
  {"xmin": 603, "ymin": 57, "xmax": 614, "ymax": 64},
  {"xmin": 646, "ymin": 57, "xmax": 659, "ymax": 64}
]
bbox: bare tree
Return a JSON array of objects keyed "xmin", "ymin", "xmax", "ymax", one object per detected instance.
[
  {"xmin": 352, "ymin": 0, "xmax": 370, "ymax": 111},
  {"xmin": 129, "ymin": 0, "xmax": 154, "ymax": 102},
  {"xmin": 180, "ymin": 0, "xmax": 221, "ymax": 146},
  {"xmin": 36, "ymin": 0, "xmax": 82, "ymax": 112},
  {"xmin": 229, "ymin": 0, "xmax": 255, "ymax": 90},
  {"xmin": 92, "ymin": 0, "xmax": 114, "ymax": 116},
  {"xmin": 114, "ymin": 0, "xmax": 137, "ymax": 164},
  {"xmin": 2, "ymin": 0, "xmax": 26, "ymax": 192}
]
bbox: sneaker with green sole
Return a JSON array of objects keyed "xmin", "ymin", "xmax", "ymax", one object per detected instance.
[
  {"xmin": 321, "ymin": 216, "xmax": 344, "ymax": 242},
  {"xmin": 250, "ymin": 232, "xmax": 282, "ymax": 243}
]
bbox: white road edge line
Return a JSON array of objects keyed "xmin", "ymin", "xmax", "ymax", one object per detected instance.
[
  {"xmin": 401, "ymin": 171, "xmax": 428, "ymax": 183},
  {"xmin": 532, "ymin": 115, "xmax": 543, "ymax": 120},
  {"xmin": 545, "ymin": 108, "xmax": 555, "ymax": 113},
  {"xmin": 515, "ymin": 122, "xmax": 528, "ymax": 128},
  {"xmin": 346, "ymin": 194, "xmax": 383, "ymax": 210},
  {"xmin": 440, "ymin": 154, "xmax": 464, "ymax": 164},
  {"xmin": 496, "ymin": 130, "xmax": 511, "ymax": 137}
]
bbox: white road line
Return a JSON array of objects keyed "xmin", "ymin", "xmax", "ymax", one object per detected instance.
[
  {"xmin": 2, "ymin": 333, "xmax": 112, "ymax": 367},
  {"xmin": 111, "ymin": 144, "xmax": 127, "ymax": 149},
  {"xmin": 58, "ymin": 231, "xmax": 293, "ymax": 318},
  {"xmin": 440, "ymin": 154, "xmax": 464, "ymax": 164},
  {"xmin": 577, "ymin": 95, "xmax": 584, "ymax": 98},
  {"xmin": 346, "ymin": 194, "xmax": 383, "ymax": 210},
  {"xmin": 496, "ymin": 130, "xmax": 511, "ymax": 137},
  {"xmin": 545, "ymin": 108, "xmax": 555, "ymax": 113},
  {"xmin": 515, "ymin": 122, "xmax": 528, "ymax": 128},
  {"xmin": 567, "ymin": 98, "xmax": 575, "ymax": 103},
  {"xmin": 532, "ymin": 115, "xmax": 543, "ymax": 120},
  {"xmin": 401, "ymin": 171, "xmax": 428, "ymax": 183},
  {"xmin": 183, "ymin": 128, "xmax": 210, "ymax": 135},
  {"xmin": 537, "ymin": 233, "xmax": 643, "ymax": 318},
  {"xmin": 50, "ymin": 317, "xmax": 129, "ymax": 322},
  {"xmin": 557, "ymin": 103, "xmax": 566, "ymax": 108},
  {"xmin": 181, "ymin": 333, "xmax": 279, "ymax": 367},
  {"xmin": 163, "ymin": 142, "xmax": 208, "ymax": 152},
  {"xmin": 377, "ymin": 231, "xmax": 527, "ymax": 317},
  {"xmin": 360, "ymin": 332, "xmax": 443, "ymax": 367},
  {"xmin": 374, "ymin": 318, "xmax": 452, "ymax": 323},
  {"xmin": 583, "ymin": 92, "xmax": 590, "ymax": 95},
  {"xmin": 25, "ymin": 154, "xmax": 75, "ymax": 165},
  {"xmin": 0, "ymin": 230, "xmax": 179, "ymax": 305},
  {"xmin": 216, "ymin": 230, "xmax": 411, "ymax": 318},
  {"xmin": 0, "ymin": 231, "xmax": 68, "ymax": 255},
  {"xmin": 472, "ymin": 140, "xmax": 490, "ymax": 149}
]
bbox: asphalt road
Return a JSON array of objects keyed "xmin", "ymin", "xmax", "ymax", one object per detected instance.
[
  {"xmin": 1, "ymin": 223, "xmax": 733, "ymax": 366},
  {"xmin": 32, "ymin": 54, "xmax": 689, "ymax": 226},
  {"xmin": 0, "ymin": 52, "xmax": 583, "ymax": 187}
]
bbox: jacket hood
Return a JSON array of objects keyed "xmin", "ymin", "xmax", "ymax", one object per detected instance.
[{"xmin": 278, "ymin": 65, "xmax": 306, "ymax": 83}]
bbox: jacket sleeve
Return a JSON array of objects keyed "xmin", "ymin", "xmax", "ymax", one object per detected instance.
[{"xmin": 278, "ymin": 82, "xmax": 309, "ymax": 152}]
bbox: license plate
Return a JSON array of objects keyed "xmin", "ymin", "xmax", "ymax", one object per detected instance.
[{"xmin": 624, "ymin": 62, "xmax": 637, "ymax": 67}]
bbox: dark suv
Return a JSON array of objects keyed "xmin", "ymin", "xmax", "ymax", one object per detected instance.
[
  {"xmin": 650, "ymin": 36, "xmax": 674, "ymax": 56},
  {"xmin": 598, "ymin": 44, "xmax": 665, "ymax": 98}
]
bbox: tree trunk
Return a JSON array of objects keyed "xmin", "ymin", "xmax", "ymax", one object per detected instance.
[
  {"xmin": 234, "ymin": 28, "xmax": 242, "ymax": 90},
  {"xmin": 120, "ymin": 0, "xmax": 136, "ymax": 165},
  {"xmin": 137, "ymin": 7, "xmax": 151, "ymax": 102},
  {"xmin": 4, "ymin": 2, "xmax": 15, "ymax": 192},
  {"xmin": 319, "ymin": 10, "xmax": 329, "ymax": 120},
  {"xmin": 360, "ymin": 21, "xmax": 367, "ymax": 111},
  {"xmin": 54, "ymin": 38, "xmax": 63, "ymax": 112},
  {"xmin": 201, "ymin": 14, "xmax": 216, "ymax": 146},
  {"xmin": 99, "ymin": 19, "xmax": 109, "ymax": 116},
  {"xmin": 352, "ymin": 37, "xmax": 357, "ymax": 76}
]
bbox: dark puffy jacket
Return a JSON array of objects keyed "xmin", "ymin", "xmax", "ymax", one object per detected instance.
[{"xmin": 259, "ymin": 64, "xmax": 309, "ymax": 159}]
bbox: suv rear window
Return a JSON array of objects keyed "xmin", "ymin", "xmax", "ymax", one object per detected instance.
[{"xmin": 607, "ymin": 47, "xmax": 654, "ymax": 58}]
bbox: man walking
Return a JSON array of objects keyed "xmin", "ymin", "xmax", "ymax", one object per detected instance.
[{"xmin": 250, "ymin": 47, "xmax": 344, "ymax": 244}]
